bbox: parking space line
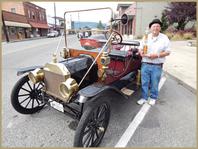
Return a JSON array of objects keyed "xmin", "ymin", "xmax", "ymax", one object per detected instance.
[
  {"xmin": 115, "ymin": 75, "xmax": 166, "ymax": 147},
  {"xmin": 159, "ymin": 75, "xmax": 166, "ymax": 90},
  {"xmin": 7, "ymin": 121, "xmax": 13, "ymax": 128}
]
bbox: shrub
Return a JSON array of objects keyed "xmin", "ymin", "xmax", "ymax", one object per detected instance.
[
  {"xmin": 184, "ymin": 28, "xmax": 196, "ymax": 37},
  {"xmin": 136, "ymin": 35, "xmax": 143, "ymax": 39},
  {"xmin": 166, "ymin": 25, "xmax": 178, "ymax": 33},
  {"xmin": 171, "ymin": 33, "xmax": 183, "ymax": 40},
  {"xmin": 183, "ymin": 32, "xmax": 194, "ymax": 39},
  {"xmin": 176, "ymin": 30, "xmax": 185, "ymax": 35},
  {"xmin": 164, "ymin": 31, "xmax": 174, "ymax": 39}
]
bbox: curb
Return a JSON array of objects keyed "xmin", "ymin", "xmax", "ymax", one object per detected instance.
[
  {"xmin": 2, "ymin": 36, "xmax": 47, "ymax": 43},
  {"xmin": 164, "ymin": 70, "xmax": 196, "ymax": 95}
]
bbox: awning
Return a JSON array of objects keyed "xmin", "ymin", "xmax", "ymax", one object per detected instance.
[
  {"xmin": 29, "ymin": 22, "xmax": 49, "ymax": 29},
  {"xmin": 4, "ymin": 21, "xmax": 31, "ymax": 28}
]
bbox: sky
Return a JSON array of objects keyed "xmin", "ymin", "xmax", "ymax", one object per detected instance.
[{"xmin": 32, "ymin": 2, "xmax": 134, "ymax": 23}]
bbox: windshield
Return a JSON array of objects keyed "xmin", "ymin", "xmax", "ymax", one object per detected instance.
[
  {"xmin": 88, "ymin": 34, "xmax": 106, "ymax": 40},
  {"xmin": 64, "ymin": 8, "xmax": 113, "ymax": 51}
]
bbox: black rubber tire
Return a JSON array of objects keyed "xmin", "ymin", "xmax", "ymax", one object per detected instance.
[
  {"xmin": 74, "ymin": 99, "xmax": 110, "ymax": 147},
  {"xmin": 11, "ymin": 75, "xmax": 45, "ymax": 114}
]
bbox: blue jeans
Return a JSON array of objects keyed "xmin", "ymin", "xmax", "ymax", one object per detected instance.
[{"xmin": 141, "ymin": 63, "xmax": 162, "ymax": 100}]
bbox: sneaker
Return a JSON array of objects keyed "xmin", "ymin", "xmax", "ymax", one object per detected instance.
[
  {"xmin": 137, "ymin": 98, "xmax": 147, "ymax": 105},
  {"xmin": 148, "ymin": 98, "xmax": 156, "ymax": 106}
]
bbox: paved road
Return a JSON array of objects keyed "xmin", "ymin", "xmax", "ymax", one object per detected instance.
[{"xmin": 2, "ymin": 36, "xmax": 196, "ymax": 147}]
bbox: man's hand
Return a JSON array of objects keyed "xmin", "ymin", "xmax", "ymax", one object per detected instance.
[
  {"xmin": 137, "ymin": 50, "xmax": 146, "ymax": 57},
  {"xmin": 140, "ymin": 52, "xmax": 158, "ymax": 59},
  {"xmin": 137, "ymin": 50, "xmax": 159, "ymax": 59},
  {"xmin": 148, "ymin": 53, "xmax": 158, "ymax": 59},
  {"xmin": 137, "ymin": 50, "xmax": 170, "ymax": 59}
]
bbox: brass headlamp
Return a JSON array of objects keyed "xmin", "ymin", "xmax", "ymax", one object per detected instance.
[
  {"xmin": 59, "ymin": 78, "xmax": 78, "ymax": 100},
  {"xmin": 28, "ymin": 68, "xmax": 44, "ymax": 84}
]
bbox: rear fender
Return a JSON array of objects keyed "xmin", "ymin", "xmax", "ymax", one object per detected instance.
[
  {"xmin": 77, "ymin": 84, "xmax": 128, "ymax": 103},
  {"xmin": 17, "ymin": 66, "xmax": 42, "ymax": 76}
]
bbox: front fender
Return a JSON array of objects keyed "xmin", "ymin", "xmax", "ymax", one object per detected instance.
[
  {"xmin": 17, "ymin": 65, "xmax": 42, "ymax": 76},
  {"xmin": 77, "ymin": 84, "xmax": 128, "ymax": 103}
]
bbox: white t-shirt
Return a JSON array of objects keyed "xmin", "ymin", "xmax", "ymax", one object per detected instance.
[{"xmin": 139, "ymin": 33, "xmax": 171, "ymax": 64}]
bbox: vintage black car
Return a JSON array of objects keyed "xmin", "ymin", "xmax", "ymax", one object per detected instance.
[{"xmin": 11, "ymin": 7, "xmax": 141, "ymax": 147}]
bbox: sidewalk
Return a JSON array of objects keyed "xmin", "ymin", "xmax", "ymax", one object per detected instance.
[
  {"xmin": 163, "ymin": 40, "xmax": 197, "ymax": 93},
  {"xmin": 2, "ymin": 36, "xmax": 47, "ymax": 44}
]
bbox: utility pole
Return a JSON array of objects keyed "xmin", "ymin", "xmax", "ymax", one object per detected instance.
[
  {"xmin": 2, "ymin": 12, "xmax": 9, "ymax": 42},
  {"xmin": 70, "ymin": 14, "xmax": 72, "ymax": 34},
  {"xmin": 78, "ymin": 12, "xmax": 80, "ymax": 29},
  {"xmin": 54, "ymin": 2, "xmax": 56, "ymax": 30}
]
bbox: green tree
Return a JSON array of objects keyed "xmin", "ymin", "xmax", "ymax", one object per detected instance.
[
  {"xmin": 160, "ymin": 11, "xmax": 169, "ymax": 32},
  {"xmin": 97, "ymin": 20, "xmax": 104, "ymax": 29}
]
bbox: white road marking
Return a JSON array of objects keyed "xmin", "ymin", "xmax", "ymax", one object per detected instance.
[
  {"xmin": 115, "ymin": 75, "xmax": 167, "ymax": 147},
  {"xmin": 115, "ymin": 103, "xmax": 151, "ymax": 147},
  {"xmin": 159, "ymin": 75, "xmax": 167, "ymax": 90},
  {"xmin": 7, "ymin": 121, "xmax": 13, "ymax": 129}
]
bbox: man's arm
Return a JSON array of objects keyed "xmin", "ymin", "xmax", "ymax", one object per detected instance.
[{"xmin": 148, "ymin": 51, "xmax": 170, "ymax": 59}]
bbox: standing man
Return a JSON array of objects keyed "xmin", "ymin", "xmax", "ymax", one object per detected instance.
[{"xmin": 137, "ymin": 19, "xmax": 171, "ymax": 105}]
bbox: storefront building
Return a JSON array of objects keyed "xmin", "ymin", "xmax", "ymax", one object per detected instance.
[
  {"xmin": 23, "ymin": 2, "xmax": 48, "ymax": 37},
  {"xmin": 2, "ymin": 2, "xmax": 48, "ymax": 42},
  {"xmin": 2, "ymin": 10, "xmax": 31, "ymax": 41}
]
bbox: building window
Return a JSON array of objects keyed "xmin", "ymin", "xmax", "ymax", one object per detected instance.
[
  {"xmin": 122, "ymin": 25, "xmax": 124, "ymax": 35},
  {"xmin": 130, "ymin": 20, "xmax": 132, "ymax": 35},
  {"xmin": 9, "ymin": 27, "xmax": 16, "ymax": 35},
  {"xmin": 39, "ymin": 13, "xmax": 42, "ymax": 20},
  {"xmin": 38, "ymin": 12, "xmax": 40, "ymax": 20},
  {"xmin": 32, "ymin": 11, "xmax": 35, "ymax": 19},
  {"xmin": 125, "ymin": 24, "xmax": 128, "ymax": 35},
  {"xmin": 11, "ymin": 8, "xmax": 16, "ymax": 13},
  {"xmin": 18, "ymin": 27, "xmax": 24, "ymax": 33},
  {"xmin": 28, "ymin": 10, "xmax": 31, "ymax": 18},
  {"xmin": 42, "ymin": 13, "xmax": 45, "ymax": 21}
]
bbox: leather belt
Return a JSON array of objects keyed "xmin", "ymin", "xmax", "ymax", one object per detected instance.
[{"xmin": 142, "ymin": 62, "xmax": 163, "ymax": 67}]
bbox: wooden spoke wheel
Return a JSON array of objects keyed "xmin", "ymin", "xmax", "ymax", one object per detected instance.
[
  {"xmin": 11, "ymin": 75, "xmax": 45, "ymax": 114},
  {"xmin": 74, "ymin": 99, "xmax": 110, "ymax": 147}
]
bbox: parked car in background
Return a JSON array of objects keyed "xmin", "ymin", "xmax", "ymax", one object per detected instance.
[{"xmin": 47, "ymin": 30, "xmax": 59, "ymax": 38}]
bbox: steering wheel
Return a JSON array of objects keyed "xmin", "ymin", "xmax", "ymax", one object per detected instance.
[{"xmin": 105, "ymin": 31, "xmax": 123, "ymax": 44}]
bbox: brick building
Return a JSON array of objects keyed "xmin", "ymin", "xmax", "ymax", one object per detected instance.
[
  {"xmin": 116, "ymin": 3, "xmax": 136, "ymax": 38},
  {"xmin": 2, "ymin": 10, "xmax": 31, "ymax": 41},
  {"xmin": 2, "ymin": 2, "xmax": 48, "ymax": 42},
  {"xmin": 116, "ymin": 2, "xmax": 168, "ymax": 39},
  {"xmin": 2, "ymin": 2, "xmax": 31, "ymax": 41},
  {"xmin": 23, "ymin": 2, "xmax": 48, "ymax": 37}
]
